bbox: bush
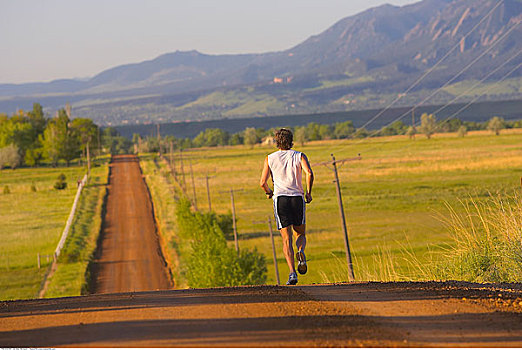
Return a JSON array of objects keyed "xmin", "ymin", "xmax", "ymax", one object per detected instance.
[
  {"xmin": 3, "ymin": 185, "xmax": 10, "ymax": 194},
  {"xmin": 175, "ymin": 198, "xmax": 267, "ymax": 287},
  {"xmin": 54, "ymin": 173, "xmax": 68, "ymax": 190},
  {"xmin": 30, "ymin": 183, "xmax": 37, "ymax": 192}
]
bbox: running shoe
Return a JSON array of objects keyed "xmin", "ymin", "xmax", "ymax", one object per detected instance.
[
  {"xmin": 296, "ymin": 250, "xmax": 307, "ymax": 275},
  {"xmin": 286, "ymin": 272, "xmax": 298, "ymax": 285}
]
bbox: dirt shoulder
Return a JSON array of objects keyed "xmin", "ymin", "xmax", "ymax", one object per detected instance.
[{"xmin": 1, "ymin": 282, "xmax": 521, "ymax": 347}]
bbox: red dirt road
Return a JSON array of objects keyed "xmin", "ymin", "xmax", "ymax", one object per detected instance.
[
  {"xmin": 1, "ymin": 282, "xmax": 522, "ymax": 347},
  {"xmin": 90, "ymin": 155, "xmax": 171, "ymax": 293}
]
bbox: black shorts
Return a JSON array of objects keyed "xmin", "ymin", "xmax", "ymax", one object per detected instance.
[{"xmin": 273, "ymin": 195, "xmax": 305, "ymax": 230}]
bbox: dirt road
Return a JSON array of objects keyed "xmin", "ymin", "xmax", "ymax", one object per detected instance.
[
  {"xmin": 90, "ymin": 155, "xmax": 171, "ymax": 293},
  {"xmin": 1, "ymin": 282, "xmax": 521, "ymax": 347}
]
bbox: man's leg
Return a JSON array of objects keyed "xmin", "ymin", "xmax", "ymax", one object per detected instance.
[
  {"xmin": 279, "ymin": 226, "xmax": 295, "ymax": 273},
  {"xmin": 293, "ymin": 224, "xmax": 307, "ymax": 275},
  {"xmin": 293, "ymin": 224, "xmax": 306, "ymax": 252}
]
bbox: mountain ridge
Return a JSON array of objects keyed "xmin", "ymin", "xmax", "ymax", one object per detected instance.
[{"xmin": 0, "ymin": 0, "xmax": 520, "ymax": 125}]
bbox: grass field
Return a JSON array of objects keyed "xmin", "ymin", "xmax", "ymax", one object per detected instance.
[
  {"xmin": 156, "ymin": 128, "xmax": 522, "ymax": 285},
  {"xmin": 0, "ymin": 160, "xmax": 107, "ymax": 300}
]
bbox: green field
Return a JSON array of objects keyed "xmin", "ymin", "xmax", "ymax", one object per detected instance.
[
  {"xmin": 3, "ymin": 127, "xmax": 520, "ymax": 299},
  {"xmin": 0, "ymin": 160, "xmax": 108, "ymax": 300},
  {"xmin": 153, "ymin": 128, "xmax": 522, "ymax": 285}
]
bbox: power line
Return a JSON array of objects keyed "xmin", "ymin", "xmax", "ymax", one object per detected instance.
[
  {"xmin": 330, "ymin": 18, "xmax": 520, "ymax": 155},
  {"xmin": 352, "ymin": 0, "xmax": 505, "ymax": 134},
  {"xmin": 353, "ymin": 56, "xmax": 522, "ymax": 159},
  {"xmin": 307, "ymin": 44, "xmax": 522, "ymax": 205}
]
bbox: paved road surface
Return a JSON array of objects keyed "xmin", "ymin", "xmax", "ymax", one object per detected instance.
[
  {"xmin": 1, "ymin": 282, "xmax": 521, "ymax": 347},
  {"xmin": 90, "ymin": 155, "xmax": 171, "ymax": 293}
]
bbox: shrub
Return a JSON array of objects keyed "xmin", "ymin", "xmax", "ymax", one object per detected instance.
[
  {"xmin": 54, "ymin": 173, "xmax": 68, "ymax": 190},
  {"xmin": 175, "ymin": 198, "xmax": 267, "ymax": 287},
  {"xmin": 3, "ymin": 185, "xmax": 10, "ymax": 194},
  {"xmin": 30, "ymin": 183, "xmax": 37, "ymax": 192}
]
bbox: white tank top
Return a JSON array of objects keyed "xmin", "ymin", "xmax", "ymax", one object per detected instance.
[{"xmin": 268, "ymin": 149, "xmax": 304, "ymax": 197}]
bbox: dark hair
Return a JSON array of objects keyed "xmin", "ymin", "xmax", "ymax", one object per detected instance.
[{"xmin": 275, "ymin": 128, "xmax": 293, "ymax": 150}]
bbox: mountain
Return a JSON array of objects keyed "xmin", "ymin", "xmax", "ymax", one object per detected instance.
[{"xmin": 0, "ymin": 0, "xmax": 520, "ymax": 125}]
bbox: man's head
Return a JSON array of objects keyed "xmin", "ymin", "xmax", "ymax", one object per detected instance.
[{"xmin": 275, "ymin": 128, "xmax": 293, "ymax": 150}]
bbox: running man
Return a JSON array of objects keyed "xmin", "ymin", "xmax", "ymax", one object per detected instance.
[{"xmin": 259, "ymin": 128, "xmax": 314, "ymax": 285}]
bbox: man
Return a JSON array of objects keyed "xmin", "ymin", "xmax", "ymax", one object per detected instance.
[{"xmin": 259, "ymin": 128, "xmax": 314, "ymax": 285}]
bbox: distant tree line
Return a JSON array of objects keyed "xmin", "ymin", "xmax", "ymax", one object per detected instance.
[
  {"xmin": 3, "ymin": 103, "xmax": 512, "ymax": 167},
  {"xmin": 0, "ymin": 102, "xmax": 135, "ymax": 169},
  {"xmin": 135, "ymin": 113, "xmax": 518, "ymax": 152}
]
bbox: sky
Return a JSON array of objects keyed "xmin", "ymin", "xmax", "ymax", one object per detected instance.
[{"xmin": 0, "ymin": 0, "xmax": 420, "ymax": 84}]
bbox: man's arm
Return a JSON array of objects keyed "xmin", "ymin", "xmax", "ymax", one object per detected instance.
[
  {"xmin": 259, "ymin": 156, "xmax": 273, "ymax": 198},
  {"xmin": 301, "ymin": 153, "xmax": 314, "ymax": 203}
]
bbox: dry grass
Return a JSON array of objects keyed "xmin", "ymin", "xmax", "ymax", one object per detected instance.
[{"xmin": 152, "ymin": 129, "xmax": 522, "ymax": 284}]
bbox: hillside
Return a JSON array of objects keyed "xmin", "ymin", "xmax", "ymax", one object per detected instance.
[{"xmin": 0, "ymin": 0, "xmax": 520, "ymax": 125}]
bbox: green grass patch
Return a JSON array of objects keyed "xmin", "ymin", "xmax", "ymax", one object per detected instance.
[
  {"xmin": 44, "ymin": 158, "xmax": 110, "ymax": 297},
  {"xmin": 140, "ymin": 155, "xmax": 186, "ymax": 287}
]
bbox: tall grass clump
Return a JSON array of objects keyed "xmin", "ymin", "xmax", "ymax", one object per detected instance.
[
  {"xmin": 176, "ymin": 198, "xmax": 267, "ymax": 288},
  {"xmin": 437, "ymin": 193, "xmax": 522, "ymax": 282}
]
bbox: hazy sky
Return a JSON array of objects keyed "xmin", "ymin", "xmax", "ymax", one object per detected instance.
[{"xmin": 0, "ymin": 0, "xmax": 420, "ymax": 84}]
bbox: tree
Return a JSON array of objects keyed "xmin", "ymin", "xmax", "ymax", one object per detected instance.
[
  {"xmin": 71, "ymin": 118, "xmax": 98, "ymax": 171},
  {"xmin": 487, "ymin": 116, "xmax": 505, "ymax": 136},
  {"xmin": 0, "ymin": 144, "xmax": 22, "ymax": 169},
  {"xmin": 380, "ymin": 121, "xmax": 407, "ymax": 136},
  {"xmin": 42, "ymin": 109, "xmax": 78, "ymax": 166},
  {"xmin": 229, "ymin": 133, "xmax": 243, "ymax": 146},
  {"xmin": 318, "ymin": 124, "xmax": 333, "ymax": 140},
  {"xmin": 41, "ymin": 119, "xmax": 63, "ymax": 166},
  {"xmin": 25, "ymin": 147, "xmax": 43, "ymax": 167},
  {"xmin": 243, "ymin": 127, "xmax": 258, "ymax": 148},
  {"xmin": 193, "ymin": 128, "xmax": 229, "ymax": 147},
  {"xmin": 305, "ymin": 123, "xmax": 321, "ymax": 141},
  {"xmin": 334, "ymin": 121, "xmax": 355, "ymax": 139},
  {"xmin": 0, "ymin": 118, "xmax": 35, "ymax": 155},
  {"xmin": 457, "ymin": 125, "xmax": 468, "ymax": 137},
  {"xmin": 27, "ymin": 103, "xmax": 47, "ymax": 136},
  {"xmin": 406, "ymin": 126, "xmax": 416, "ymax": 140},
  {"xmin": 353, "ymin": 128, "xmax": 369, "ymax": 138},
  {"xmin": 294, "ymin": 127, "xmax": 307, "ymax": 146},
  {"xmin": 419, "ymin": 113, "xmax": 437, "ymax": 139}
]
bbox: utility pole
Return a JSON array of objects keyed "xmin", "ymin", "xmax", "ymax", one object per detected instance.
[
  {"xmin": 179, "ymin": 149, "xmax": 186, "ymax": 193},
  {"xmin": 157, "ymin": 123, "xmax": 161, "ymax": 157},
  {"xmin": 219, "ymin": 188, "xmax": 243, "ymax": 254},
  {"xmin": 169, "ymin": 141, "xmax": 175, "ymax": 178},
  {"xmin": 412, "ymin": 107, "xmax": 416, "ymax": 139},
  {"xmin": 253, "ymin": 216, "xmax": 280, "ymax": 285},
  {"xmin": 189, "ymin": 158, "xmax": 198, "ymax": 211},
  {"xmin": 230, "ymin": 189, "xmax": 239, "ymax": 253},
  {"xmin": 97, "ymin": 127, "xmax": 102, "ymax": 157},
  {"xmin": 86, "ymin": 140, "xmax": 91, "ymax": 176},
  {"xmin": 313, "ymin": 154, "xmax": 361, "ymax": 282},
  {"xmin": 205, "ymin": 174, "xmax": 213, "ymax": 212}
]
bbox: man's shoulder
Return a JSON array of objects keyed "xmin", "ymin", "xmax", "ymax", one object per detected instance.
[{"xmin": 267, "ymin": 150, "xmax": 279, "ymax": 158}]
